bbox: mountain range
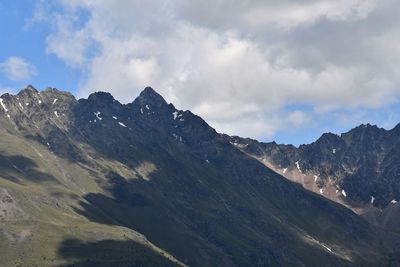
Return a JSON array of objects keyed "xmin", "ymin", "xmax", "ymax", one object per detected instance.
[
  {"xmin": 0, "ymin": 85, "xmax": 398, "ymax": 266},
  {"xmin": 228, "ymin": 123, "xmax": 400, "ymax": 237}
]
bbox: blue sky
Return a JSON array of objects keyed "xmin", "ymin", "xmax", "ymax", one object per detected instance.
[
  {"xmin": 1, "ymin": 1, "xmax": 400, "ymax": 146},
  {"xmin": 0, "ymin": 1, "xmax": 80, "ymax": 93}
]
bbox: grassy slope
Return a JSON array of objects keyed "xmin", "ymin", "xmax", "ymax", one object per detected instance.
[
  {"xmin": 0, "ymin": 127, "xmax": 185, "ymax": 267},
  {"xmin": 0, "ymin": 115, "xmax": 388, "ymax": 266}
]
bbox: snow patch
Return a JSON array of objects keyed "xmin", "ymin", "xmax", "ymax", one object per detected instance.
[
  {"xmin": 321, "ymin": 244, "xmax": 332, "ymax": 252},
  {"xmin": 295, "ymin": 161, "xmax": 302, "ymax": 173},
  {"xmin": 314, "ymin": 175, "xmax": 318, "ymax": 182},
  {"xmin": 205, "ymin": 159, "xmax": 210, "ymax": 163},
  {"xmin": 230, "ymin": 141, "xmax": 248, "ymax": 149},
  {"xmin": 112, "ymin": 116, "xmax": 118, "ymax": 120},
  {"xmin": 145, "ymin": 104, "xmax": 150, "ymax": 110},
  {"xmin": 118, "ymin": 122, "xmax": 127, "ymax": 128},
  {"xmin": 341, "ymin": 190, "xmax": 347, "ymax": 197},
  {"xmin": 370, "ymin": 196, "xmax": 375, "ymax": 204},
  {"xmin": 53, "ymin": 98, "xmax": 58, "ymax": 105},
  {"xmin": 140, "ymin": 107, "xmax": 144, "ymax": 114},
  {"xmin": 332, "ymin": 148, "xmax": 336, "ymax": 154},
  {"xmin": 0, "ymin": 98, "xmax": 8, "ymax": 112},
  {"xmin": 172, "ymin": 133, "xmax": 183, "ymax": 142},
  {"xmin": 173, "ymin": 111, "xmax": 178, "ymax": 120},
  {"xmin": 54, "ymin": 111, "xmax": 59, "ymax": 117},
  {"xmin": 319, "ymin": 188, "xmax": 324, "ymax": 194},
  {"xmin": 25, "ymin": 102, "xmax": 29, "ymax": 106},
  {"xmin": 391, "ymin": 200, "xmax": 398, "ymax": 204},
  {"xmin": 18, "ymin": 102, "xmax": 24, "ymax": 110},
  {"xmin": 282, "ymin": 168, "xmax": 288, "ymax": 174},
  {"xmin": 38, "ymin": 100, "xmax": 42, "ymax": 104},
  {"xmin": 94, "ymin": 112, "xmax": 102, "ymax": 120}
]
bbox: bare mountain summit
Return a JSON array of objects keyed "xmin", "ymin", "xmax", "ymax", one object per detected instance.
[{"xmin": 0, "ymin": 86, "xmax": 394, "ymax": 266}]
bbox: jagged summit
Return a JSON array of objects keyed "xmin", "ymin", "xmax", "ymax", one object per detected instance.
[
  {"xmin": 310, "ymin": 132, "xmax": 342, "ymax": 146},
  {"xmin": 135, "ymin": 86, "xmax": 169, "ymax": 107},
  {"xmin": 17, "ymin": 85, "xmax": 41, "ymax": 99},
  {"xmin": 354, "ymin": 123, "xmax": 381, "ymax": 130},
  {"xmin": 230, "ymin": 121, "xmax": 400, "ymax": 209},
  {"xmin": 344, "ymin": 123, "xmax": 383, "ymax": 134},
  {"xmin": 0, "ymin": 84, "xmax": 393, "ymax": 266},
  {"xmin": 0, "ymin": 85, "xmax": 74, "ymax": 101},
  {"xmin": 140, "ymin": 86, "xmax": 160, "ymax": 97},
  {"xmin": 86, "ymin": 91, "xmax": 117, "ymax": 104},
  {"xmin": 0, "ymin": 86, "xmax": 169, "ymax": 111},
  {"xmin": 24, "ymin": 84, "xmax": 38, "ymax": 92}
]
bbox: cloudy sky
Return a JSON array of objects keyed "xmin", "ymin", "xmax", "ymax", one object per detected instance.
[{"xmin": 1, "ymin": 0, "xmax": 400, "ymax": 145}]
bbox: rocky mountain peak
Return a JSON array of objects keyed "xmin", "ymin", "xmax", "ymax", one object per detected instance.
[
  {"xmin": 16, "ymin": 87, "xmax": 37, "ymax": 99},
  {"xmin": 310, "ymin": 132, "xmax": 342, "ymax": 147},
  {"xmin": 22, "ymin": 84, "xmax": 38, "ymax": 93},
  {"xmin": 344, "ymin": 123, "xmax": 384, "ymax": 136},
  {"xmin": 231, "ymin": 121, "xmax": 400, "ymax": 209},
  {"xmin": 0, "ymin": 84, "xmax": 393, "ymax": 266},
  {"xmin": 140, "ymin": 86, "xmax": 161, "ymax": 97},
  {"xmin": 86, "ymin": 91, "xmax": 116, "ymax": 104},
  {"xmin": 135, "ymin": 86, "xmax": 168, "ymax": 108}
]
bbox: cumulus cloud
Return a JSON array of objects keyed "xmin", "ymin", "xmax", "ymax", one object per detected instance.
[
  {"xmin": 176, "ymin": 0, "xmax": 378, "ymax": 31},
  {"xmin": 35, "ymin": 0, "xmax": 400, "ymax": 139},
  {"xmin": 0, "ymin": 57, "xmax": 37, "ymax": 81},
  {"xmin": 45, "ymin": 14, "xmax": 93, "ymax": 68}
]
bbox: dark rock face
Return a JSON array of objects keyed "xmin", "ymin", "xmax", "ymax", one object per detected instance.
[
  {"xmin": 0, "ymin": 86, "xmax": 390, "ymax": 266},
  {"xmin": 229, "ymin": 124, "xmax": 400, "ymax": 209}
]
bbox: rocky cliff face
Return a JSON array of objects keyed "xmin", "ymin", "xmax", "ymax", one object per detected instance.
[
  {"xmin": 0, "ymin": 86, "xmax": 391, "ymax": 266},
  {"xmin": 227, "ymin": 122, "xmax": 400, "ymax": 255},
  {"xmin": 228, "ymin": 124, "xmax": 400, "ymax": 209}
]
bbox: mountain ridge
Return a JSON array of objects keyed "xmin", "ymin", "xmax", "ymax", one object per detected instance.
[
  {"xmin": 229, "ymin": 122, "xmax": 400, "ymax": 208},
  {"xmin": 0, "ymin": 85, "xmax": 394, "ymax": 266}
]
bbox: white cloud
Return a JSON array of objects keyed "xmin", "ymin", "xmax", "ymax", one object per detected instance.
[
  {"xmin": 35, "ymin": 0, "xmax": 400, "ymax": 139},
  {"xmin": 45, "ymin": 14, "xmax": 92, "ymax": 68},
  {"xmin": 176, "ymin": 0, "xmax": 378, "ymax": 31},
  {"xmin": 0, "ymin": 57, "xmax": 37, "ymax": 81}
]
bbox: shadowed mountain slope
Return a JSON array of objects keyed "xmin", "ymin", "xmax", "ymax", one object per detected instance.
[
  {"xmin": 0, "ymin": 86, "xmax": 391, "ymax": 266},
  {"xmin": 228, "ymin": 123, "xmax": 400, "ymax": 256},
  {"xmin": 228, "ymin": 124, "xmax": 400, "ymax": 209}
]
